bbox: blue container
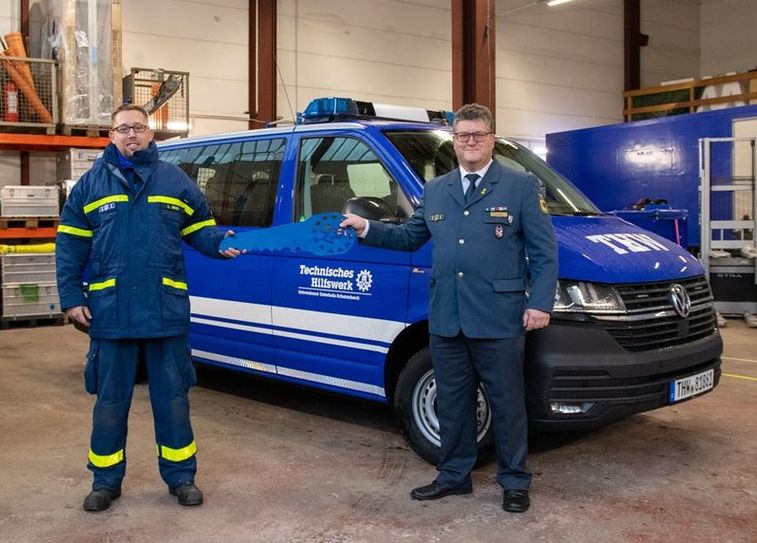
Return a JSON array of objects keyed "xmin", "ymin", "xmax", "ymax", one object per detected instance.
[{"xmin": 546, "ymin": 104, "xmax": 757, "ymax": 249}]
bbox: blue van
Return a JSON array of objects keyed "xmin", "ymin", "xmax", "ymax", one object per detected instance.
[{"xmin": 157, "ymin": 98, "xmax": 722, "ymax": 463}]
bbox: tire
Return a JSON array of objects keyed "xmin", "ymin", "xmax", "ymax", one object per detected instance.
[{"xmin": 394, "ymin": 347, "xmax": 494, "ymax": 465}]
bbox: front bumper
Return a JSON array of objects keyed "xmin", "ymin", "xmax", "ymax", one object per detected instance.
[{"xmin": 524, "ymin": 319, "xmax": 723, "ymax": 431}]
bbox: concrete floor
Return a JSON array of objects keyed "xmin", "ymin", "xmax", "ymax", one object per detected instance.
[{"xmin": 0, "ymin": 321, "xmax": 755, "ymax": 543}]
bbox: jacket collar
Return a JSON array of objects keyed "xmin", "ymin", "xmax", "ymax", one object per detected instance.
[
  {"xmin": 446, "ymin": 159, "xmax": 501, "ymax": 208},
  {"xmin": 103, "ymin": 140, "xmax": 159, "ymax": 170}
]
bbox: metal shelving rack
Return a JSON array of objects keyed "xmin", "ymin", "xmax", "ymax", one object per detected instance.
[{"xmin": 699, "ymin": 136, "xmax": 757, "ymax": 326}]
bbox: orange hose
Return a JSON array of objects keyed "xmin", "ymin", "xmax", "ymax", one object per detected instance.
[{"xmin": 3, "ymin": 33, "xmax": 36, "ymax": 92}]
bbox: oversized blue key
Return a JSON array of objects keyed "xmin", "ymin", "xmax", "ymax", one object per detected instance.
[{"xmin": 219, "ymin": 212, "xmax": 357, "ymax": 256}]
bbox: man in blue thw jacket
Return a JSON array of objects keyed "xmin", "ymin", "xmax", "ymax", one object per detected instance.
[
  {"xmin": 341, "ymin": 103, "xmax": 557, "ymax": 513},
  {"xmin": 56, "ymin": 105, "xmax": 241, "ymax": 511}
]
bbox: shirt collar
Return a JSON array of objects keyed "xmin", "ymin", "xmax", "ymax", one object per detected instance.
[{"xmin": 459, "ymin": 159, "xmax": 494, "ymax": 182}]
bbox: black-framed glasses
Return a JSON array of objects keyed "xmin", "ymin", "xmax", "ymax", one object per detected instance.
[
  {"xmin": 111, "ymin": 123, "xmax": 149, "ymax": 135},
  {"xmin": 453, "ymin": 131, "xmax": 492, "ymax": 143}
]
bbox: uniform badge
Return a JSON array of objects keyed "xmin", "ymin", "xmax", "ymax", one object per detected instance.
[
  {"xmin": 429, "ymin": 214, "xmax": 445, "ymax": 222},
  {"xmin": 494, "ymin": 224, "xmax": 504, "ymax": 238},
  {"xmin": 538, "ymin": 194, "xmax": 548, "ymax": 214}
]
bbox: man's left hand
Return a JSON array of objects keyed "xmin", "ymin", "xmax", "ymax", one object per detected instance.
[
  {"xmin": 219, "ymin": 230, "xmax": 244, "ymax": 258},
  {"xmin": 523, "ymin": 308, "xmax": 550, "ymax": 331}
]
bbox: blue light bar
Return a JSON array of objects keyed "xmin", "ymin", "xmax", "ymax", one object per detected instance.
[{"xmin": 297, "ymin": 97, "xmax": 454, "ymax": 126}]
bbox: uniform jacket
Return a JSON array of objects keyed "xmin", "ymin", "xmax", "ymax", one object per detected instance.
[
  {"xmin": 56, "ymin": 141, "xmax": 224, "ymax": 339},
  {"xmin": 365, "ymin": 160, "xmax": 558, "ymax": 339}
]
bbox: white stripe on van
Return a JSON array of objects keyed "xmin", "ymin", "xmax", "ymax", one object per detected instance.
[
  {"xmin": 190, "ymin": 296, "xmax": 406, "ymax": 346},
  {"xmin": 191, "ymin": 296, "xmax": 270, "ymax": 324},
  {"xmin": 272, "ymin": 306, "xmax": 406, "ymax": 345},
  {"xmin": 192, "ymin": 349, "xmax": 276, "ymax": 373},
  {"xmin": 191, "ymin": 315, "xmax": 390, "ymax": 354},
  {"xmin": 190, "ymin": 317, "xmax": 272, "ymax": 338},
  {"xmin": 191, "ymin": 349, "xmax": 386, "ymax": 398}
]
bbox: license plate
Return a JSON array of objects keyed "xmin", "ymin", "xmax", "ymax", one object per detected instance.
[{"xmin": 669, "ymin": 369, "xmax": 714, "ymax": 403}]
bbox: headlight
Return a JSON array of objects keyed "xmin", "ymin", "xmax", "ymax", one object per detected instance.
[{"xmin": 554, "ymin": 280, "xmax": 625, "ymax": 314}]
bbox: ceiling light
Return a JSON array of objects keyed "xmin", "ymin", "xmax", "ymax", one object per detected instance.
[{"xmin": 501, "ymin": 0, "xmax": 575, "ymax": 16}]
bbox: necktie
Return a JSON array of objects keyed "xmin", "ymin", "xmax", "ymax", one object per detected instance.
[{"xmin": 464, "ymin": 173, "xmax": 480, "ymax": 202}]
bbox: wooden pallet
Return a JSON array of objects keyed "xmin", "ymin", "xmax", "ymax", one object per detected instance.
[
  {"xmin": 0, "ymin": 314, "xmax": 66, "ymax": 329},
  {"xmin": 0, "ymin": 217, "xmax": 59, "ymax": 229},
  {"xmin": 59, "ymin": 125, "xmax": 111, "ymax": 138},
  {"xmin": 0, "ymin": 124, "xmax": 57, "ymax": 135}
]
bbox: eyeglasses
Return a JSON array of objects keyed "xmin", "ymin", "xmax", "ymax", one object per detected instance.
[
  {"xmin": 453, "ymin": 131, "xmax": 492, "ymax": 143},
  {"xmin": 111, "ymin": 123, "xmax": 149, "ymax": 135}
]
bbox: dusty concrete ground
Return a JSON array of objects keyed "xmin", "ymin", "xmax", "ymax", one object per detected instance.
[{"xmin": 0, "ymin": 320, "xmax": 755, "ymax": 543}]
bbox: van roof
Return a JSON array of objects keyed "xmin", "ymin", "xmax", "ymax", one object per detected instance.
[{"xmin": 157, "ymin": 119, "xmax": 452, "ymax": 150}]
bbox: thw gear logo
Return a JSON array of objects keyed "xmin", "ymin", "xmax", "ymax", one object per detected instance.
[{"xmin": 356, "ymin": 269, "xmax": 373, "ymax": 292}]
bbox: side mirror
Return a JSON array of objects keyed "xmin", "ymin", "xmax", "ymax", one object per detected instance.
[{"xmin": 342, "ymin": 197, "xmax": 399, "ymax": 222}]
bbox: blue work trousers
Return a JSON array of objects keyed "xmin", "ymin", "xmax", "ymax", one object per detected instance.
[
  {"xmin": 430, "ymin": 333, "xmax": 531, "ymax": 491},
  {"xmin": 84, "ymin": 336, "xmax": 198, "ymax": 491}
]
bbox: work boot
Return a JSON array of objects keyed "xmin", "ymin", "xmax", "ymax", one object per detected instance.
[
  {"xmin": 83, "ymin": 488, "xmax": 121, "ymax": 512},
  {"xmin": 169, "ymin": 482, "xmax": 204, "ymax": 506}
]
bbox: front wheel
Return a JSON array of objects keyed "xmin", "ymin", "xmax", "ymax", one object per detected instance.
[{"xmin": 394, "ymin": 347, "xmax": 494, "ymax": 465}]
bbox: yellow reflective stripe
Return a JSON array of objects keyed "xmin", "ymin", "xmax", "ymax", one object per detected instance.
[
  {"xmin": 181, "ymin": 218, "xmax": 216, "ymax": 237},
  {"xmin": 162, "ymin": 277, "xmax": 187, "ymax": 290},
  {"xmin": 148, "ymin": 195, "xmax": 195, "ymax": 216},
  {"xmin": 157, "ymin": 440, "xmax": 197, "ymax": 462},
  {"xmin": 88, "ymin": 278, "xmax": 116, "ymax": 292},
  {"xmin": 57, "ymin": 224, "xmax": 94, "ymax": 238},
  {"xmin": 89, "ymin": 448, "xmax": 124, "ymax": 468},
  {"xmin": 83, "ymin": 194, "xmax": 129, "ymax": 214}
]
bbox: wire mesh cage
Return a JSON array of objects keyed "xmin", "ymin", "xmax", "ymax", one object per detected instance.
[
  {"xmin": 0, "ymin": 56, "xmax": 57, "ymax": 132},
  {"xmin": 122, "ymin": 67, "xmax": 189, "ymax": 137}
]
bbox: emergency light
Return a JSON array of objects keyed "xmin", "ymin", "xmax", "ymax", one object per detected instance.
[{"xmin": 297, "ymin": 97, "xmax": 454, "ymax": 126}]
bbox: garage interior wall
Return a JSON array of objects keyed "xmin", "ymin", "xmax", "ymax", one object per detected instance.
[{"xmin": 0, "ymin": 0, "xmax": 755, "ymax": 187}]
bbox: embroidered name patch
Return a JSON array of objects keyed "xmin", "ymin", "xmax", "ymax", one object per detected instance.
[{"xmin": 98, "ymin": 203, "xmax": 116, "ymax": 213}]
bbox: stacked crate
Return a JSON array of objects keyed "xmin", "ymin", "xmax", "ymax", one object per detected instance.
[
  {"xmin": 0, "ymin": 186, "xmax": 62, "ymax": 322},
  {"xmin": 57, "ymin": 148, "xmax": 100, "ymax": 182},
  {"xmin": 1, "ymin": 253, "xmax": 60, "ymax": 319}
]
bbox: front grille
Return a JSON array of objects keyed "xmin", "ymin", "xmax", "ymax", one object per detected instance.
[
  {"xmin": 549, "ymin": 360, "xmax": 720, "ymax": 402},
  {"xmin": 595, "ymin": 276, "xmax": 717, "ymax": 352}
]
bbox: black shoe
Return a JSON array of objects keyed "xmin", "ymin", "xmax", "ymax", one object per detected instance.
[
  {"xmin": 503, "ymin": 489, "xmax": 530, "ymax": 513},
  {"xmin": 82, "ymin": 488, "xmax": 121, "ymax": 512},
  {"xmin": 169, "ymin": 482, "xmax": 204, "ymax": 506},
  {"xmin": 410, "ymin": 479, "xmax": 473, "ymax": 500}
]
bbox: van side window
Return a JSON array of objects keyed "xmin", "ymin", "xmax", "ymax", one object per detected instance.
[
  {"xmin": 295, "ymin": 136, "xmax": 412, "ymax": 221},
  {"xmin": 163, "ymin": 138, "xmax": 285, "ymax": 227}
]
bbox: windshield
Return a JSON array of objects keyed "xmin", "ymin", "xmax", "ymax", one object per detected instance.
[{"xmin": 385, "ymin": 129, "xmax": 599, "ymax": 215}]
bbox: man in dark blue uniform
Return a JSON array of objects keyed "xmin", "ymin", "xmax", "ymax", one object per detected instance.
[
  {"xmin": 341, "ymin": 103, "xmax": 557, "ymax": 513},
  {"xmin": 56, "ymin": 105, "xmax": 242, "ymax": 512}
]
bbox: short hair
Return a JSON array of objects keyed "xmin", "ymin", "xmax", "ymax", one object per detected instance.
[
  {"xmin": 111, "ymin": 104, "xmax": 149, "ymax": 124},
  {"xmin": 454, "ymin": 103, "xmax": 493, "ymax": 131}
]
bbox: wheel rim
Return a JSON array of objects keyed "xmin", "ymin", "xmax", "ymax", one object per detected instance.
[{"xmin": 411, "ymin": 369, "xmax": 492, "ymax": 448}]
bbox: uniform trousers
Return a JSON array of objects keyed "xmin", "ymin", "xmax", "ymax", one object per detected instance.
[
  {"xmin": 85, "ymin": 335, "xmax": 198, "ymax": 491},
  {"xmin": 430, "ymin": 333, "xmax": 531, "ymax": 491}
]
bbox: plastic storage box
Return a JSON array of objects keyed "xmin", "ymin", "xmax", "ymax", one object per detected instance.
[
  {"xmin": 57, "ymin": 148, "xmax": 100, "ymax": 181},
  {"xmin": 1, "ymin": 253, "xmax": 56, "ymax": 284},
  {"xmin": 1, "ymin": 282, "xmax": 61, "ymax": 318}
]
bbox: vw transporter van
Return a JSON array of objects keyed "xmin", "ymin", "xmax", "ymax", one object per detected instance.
[{"xmin": 156, "ymin": 98, "xmax": 722, "ymax": 463}]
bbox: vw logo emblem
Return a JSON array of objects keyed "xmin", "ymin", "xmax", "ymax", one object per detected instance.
[{"xmin": 669, "ymin": 284, "xmax": 691, "ymax": 318}]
